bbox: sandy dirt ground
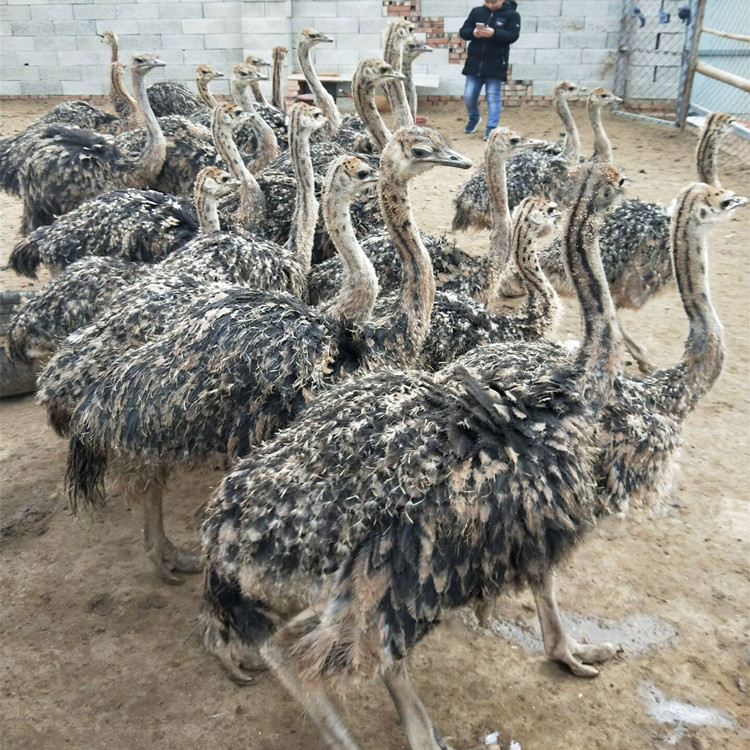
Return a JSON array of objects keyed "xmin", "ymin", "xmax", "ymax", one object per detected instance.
[{"xmin": 1, "ymin": 97, "xmax": 748, "ymax": 750}]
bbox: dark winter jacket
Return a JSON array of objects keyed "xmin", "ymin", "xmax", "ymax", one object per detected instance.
[{"xmin": 459, "ymin": 1, "xmax": 521, "ymax": 81}]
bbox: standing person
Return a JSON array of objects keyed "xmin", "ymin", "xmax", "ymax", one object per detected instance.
[{"xmin": 459, "ymin": 0, "xmax": 521, "ymax": 140}]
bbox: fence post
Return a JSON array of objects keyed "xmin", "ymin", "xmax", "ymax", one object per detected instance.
[{"xmin": 678, "ymin": 0, "xmax": 708, "ymax": 133}]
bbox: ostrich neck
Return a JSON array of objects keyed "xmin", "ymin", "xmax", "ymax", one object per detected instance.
[
  {"xmin": 272, "ymin": 53, "xmax": 287, "ymax": 111},
  {"xmin": 375, "ymin": 166, "xmax": 435, "ymax": 363},
  {"xmin": 246, "ymin": 116, "xmax": 280, "ymax": 173},
  {"xmin": 128, "ymin": 68, "xmax": 167, "ymax": 187},
  {"xmin": 232, "ymin": 81, "xmax": 257, "ymax": 112},
  {"xmin": 324, "ymin": 185, "xmax": 379, "ymax": 323},
  {"xmin": 194, "ymin": 183, "xmax": 222, "ymax": 234},
  {"xmin": 250, "ymin": 79, "xmax": 268, "ymax": 105},
  {"xmin": 110, "ymin": 64, "xmax": 140, "ymax": 126},
  {"xmin": 402, "ymin": 56, "xmax": 418, "ymax": 118},
  {"xmin": 556, "ymin": 96, "xmax": 582, "ymax": 161},
  {"xmin": 589, "ymin": 105, "xmax": 613, "ymax": 163},
  {"xmin": 696, "ymin": 123, "xmax": 723, "ymax": 187},
  {"xmin": 212, "ymin": 115, "xmax": 265, "ymax": 231},
  {"xmin": 197, "ymin": 77, "xmax": 219, "ymax": 109},
  {"xmin": 352, "ymin": 77, "xmax": 391, "ymax": 151},
  {"xmin": 382, "ymin": 35, "xmax": 414, "ymax": 130},
  {"xmin": 285, "ymin": 121, "xmax": 319, "ymax": 276},
  {"xmin": 563, "ymin": 186, "xmax": 622, "ymax": 413},
  {"xmin": 484, "ymin": 149, "xmax": 512, "ymax": 304},
  {"xmin": 656, "ymin": 213, "xmax": 725, "ymax": 416},
  {"xmin": 507, "ymin": 219, "xmax": 560, "ymax": 338},
  {"xmin": 107, "ymin": 39, "xmax": 118, "ymax": 64},
  {"xmin": 298, "ymin": 43, "xmax": 342, "ymax": 134}
]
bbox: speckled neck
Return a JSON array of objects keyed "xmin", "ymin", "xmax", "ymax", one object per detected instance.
[
  {"xmin": 285, "ymin": 107, "xmax": 320, "ymax": 276},
  {"xmin": 232, "ymin": 78, "xmax": 256, "ymax": 112},
  {"xmin": 563, "ymin": 167, "xmax": 623, "ymax": 412},
  {"xmin": 128, "ymin": 63, "xmax": 167, "ymax": 188},
  {"xmin": 661, "ymin": 187, "xmax": 726, "ymax": 414},
  {"xmin": 696, "ymin": 114, "xmax": 731, "ymax": 187},
  {"xmin": 193, "ymin": 173, "xmax": 223, "ymax": 234},
  {"xmin": 298, "ymin": 39, "xmax": 342, "ymax": 135},
  {"xmin": 323, "ymin": 169, "xmax": 379, "ymax": 323},
  {"xmin": 556, "ymin": 94, "xmax": 582, "ymax": 162},
  {"xmin": 588, "ymin": 102, "xmax": 613, "ymax": 163},
  {"xmin": 272, "ymin": 47, "xmax": 287, "ymax": 112},
  {"xmin": 506, "ymin": 203, "xmax": 560, "ymax": 339},
  {"xmin": 375, "ymin": 140, "xmax": 436, "ymax": 360},
  {"xmin": 249, "ymin": 78, "xmax": 268, "ymax": 105},
  {"xmin": 211, "ymin": 107, "xmax": 265, "ymax": 230},
  {"xmin": 382, "ymin": 23, "xmax": 414, "ymax": 130},
  {"xmin": 196, "ymin": 74, "xmax": 220, "ymax": 110},
  {"xmin": 110, "ymin": 63, "xmax": 139, "ymax": 127},
  {"xmin": 401, "ymin": 54, "xmax": 418, "ymax": 119},
  {"xmin": 484, "ymin": 144, "xmax": 513, "ymax": 304},
  {"xmin": 352, "ymin": 63, "xmax": 392, "ymax": 151}
]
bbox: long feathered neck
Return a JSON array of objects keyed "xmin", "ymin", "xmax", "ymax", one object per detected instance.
[
  {"xmin": 128, "ymin": 64, "xmax": 167, "ymax": 186},
  {"xmin": 285, "ymin": 109, "xmax": 319, "ymax": 276},
  {"xmin": 271, "ymin": 47, "xmax": 287, "ymax": 112},
  {"xmin": 105, "ymin": 36, "xmax": 118, "ymax": 64},
  {"xmin": 401, "ymin": 54, "xmax": 418, "ymax": 119},
  {"xmin": 230, "ymin": 81, "xmax": 280, "ymax": 172},
  {"xmin": 374, "ymin": 142, "xmax": 435, "ymax": 361},
  {"xmin": 563, "ymin": 167, "xmax": 623, "ymax": 413},
  {"xmin": 556, "ymin": 94, "xmax": 582, "ymax": 162},
  {"xmin": 696, "ymin": 114, "xmax": 730, "ymax": 187},
  {"xmin": 484, "ymin": 144, "xmax": 513, "ymax": 304},
  {"xmin": 352, "ymin": 66, "xmax": 392, "ymax": 152},
  {"xmin": 211, "ymin": 108, "xmax": 265, "ymax": 231},
  {"xmin": 506, "ymin": 203, "xmax": 560, "ymax": 338},
  {"xmin": 298, "ymin": 39, "xmax": 341, "ymax": 135},
  {"xmin": 196, "ymin": 73, "xmax": 220, "ymax": 109},
  {"xmin": 249, "ymin": 77, "xmax": 268, "ymax": 105},
  {"xmin": 232, "ymin": 77, "xmax": 256, "ymax": 112},
  {"xmin": 588, "ymin": 103, "xmax": 613, "ymax": 163},
  {"xmin": 194, "ymin": 174, "xmax": 222, "ymax": 234},
  {"xmin": 110, "ymin": 63, "xmax": 140, "ymax": 127},
  {"xmin": 324, "ymin": 174, "xmax": 379, "ymax": 323},
  {"xmin": 383, "ymin": 26, "xmax": 414, "ymax": 130},
  {"xmin": 656, "ymin": 187, "xmax": 726, "ymax": 415}
]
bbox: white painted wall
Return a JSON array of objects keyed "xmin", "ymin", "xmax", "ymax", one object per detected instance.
[{"xmin": 0, "ymin": 0, "xmax": 624, "ymax": 99}]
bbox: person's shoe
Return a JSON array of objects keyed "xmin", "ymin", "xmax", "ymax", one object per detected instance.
[
  {"xmin": 483, "ymin": 127, "xmax": 494, "ymax": 141},
  {"xmin": 464, "ymin": 117, "xmax": 481, "ymax": 134}
]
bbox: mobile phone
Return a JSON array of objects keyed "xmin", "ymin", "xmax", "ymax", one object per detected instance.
[{"xmin": 475, "ymin": 22, "xmax": 486, "ymax": 27}]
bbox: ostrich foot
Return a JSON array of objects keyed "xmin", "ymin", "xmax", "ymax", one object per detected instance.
[
  {"xmin": 619, "ymin": 321, "xmax": 655, "ymax": 374},
  {"xmin": 145, "ymin": 542, "xmax": 203, "ymax": 585},
  {"xmin": 547, "ymin": 637, "xmax": 620, "ymax": 678}
]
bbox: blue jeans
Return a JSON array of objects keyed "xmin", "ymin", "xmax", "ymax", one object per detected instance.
[{"xmin": 464, "ymin": 75, "xmax": 503, "ymax": 130}]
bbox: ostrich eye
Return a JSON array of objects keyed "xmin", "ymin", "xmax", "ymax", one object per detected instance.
[
  {"xmin": 719, "ymin": 199, "xmax": 734, "ymax": 210},
  {"xmin": 356, "ymin": 169, "xmax": 370, "ymax": 179},
  {"xmin": 509, "ymin": 137, "xmax": 520, "ymax": 145},
  {"xmin": 412, "ymin": 146, "xmax": 433, "ymax": 158}
]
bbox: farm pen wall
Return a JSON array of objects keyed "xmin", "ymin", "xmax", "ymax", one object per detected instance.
[{"xmin": 1, "ymin": 0, "xmax": 624, "ymax": 104}]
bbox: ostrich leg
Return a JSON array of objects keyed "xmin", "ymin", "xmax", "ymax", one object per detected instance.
[
  {"xmin": 142, "ymin": 484, "xmax": 202, "ymax": 584},
  {"xmin": 382, "ymin": 661, "xmax": 453, "ymax": 750},
  {"xmin": 618, "ymin": 318, "xmax": 655, "ymax": 373},
  {"xmin": 532, "ymin": 571, "xmax": 619, "ymax": 677},
  {"xmin": 260, "ymin": 611, "xmax": 362, "ymax": 750}
]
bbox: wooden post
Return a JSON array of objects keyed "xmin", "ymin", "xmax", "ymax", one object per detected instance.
[
  {"xmin": 679, "ymin": 0, "xmax": 708, "ymax": 134},
  {"xmin": 695, "ymin": 61, "xmax": 750, "ymax": 94}
]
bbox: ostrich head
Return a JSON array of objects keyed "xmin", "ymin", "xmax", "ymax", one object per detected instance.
[
  {"xmin": 517, "ymin": 196, "xmax": 562, "ymax": 239},
  {"xmin": 587, "ymin": 87, "xmax": 622, "ymax": 110},
  {"xmin": 98, "ymin": 30, "xmax": 118, "ymax": 48},
  {"xmin": 673, "ymin": 184, "xmax": 748, "ymax": 232},
  {"xmin": 298, "ymin": 27, "xmax": 334, "ymax": 50},
  {"xmin": 487, "ymin": 126, "xmax": 546, "ymax": 157},
  {"xmin": 231, "ymin": 63, "xmax": 268, "ymax": 90},
  {"xmin": 130, "ymin": 52, "xmax": 166, "ymax": 76},
  {"xmin": 194, "ymin": 166, "xmax": 241, "ymax": 203},
  {"xmin": 403, "ymin": 37, "xmax": 434, "ymax": 62},
  {"xmin": 290, "ymin": 102, "xmax": 329, "ymax": 135},
  {"xmin": 245, "ymin": 53, "xmax": 271, "ymax": 68},
  {"xmin": 327, "ymin": 156, "xmax": 380, "ymax": 200},
  {"xmin": 385, "ymin": 126, "xmax": 472, "ymax": 180},
  {"xmin": 355, "ymin": 58, "xmax": 407, "ymax": 89},
  {"xmin": 196, "ymin": 64, "xmax": 224, "ymax": 84},
  {"xmin": 554, "ymin": 80, "xmax": 587, "ymax": 99}
]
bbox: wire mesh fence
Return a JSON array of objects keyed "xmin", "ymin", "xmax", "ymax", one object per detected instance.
[
  {"xmin": 613, "ymin": 0, "xmax": 692, "ymax": 123},
  {"xmin": 689, "ymin": 1, "xmax": 750, "ymax": 170}
]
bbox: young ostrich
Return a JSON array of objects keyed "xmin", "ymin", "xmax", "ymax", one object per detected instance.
[
  {"xmin": 13, "ymin": 101, "xmax": 324, "ymax": 365},
  {"xmin": 7, "ymin": 166, "xmax": 239, "ymax": 364},
  {"xmin": 64, "ymin": 130, "xmax": 471, "ymax": 583},
  {"xmin": 174, "ymin": 65, "xmax": 226, "ymax": 127},
  {"xmin": 696, "ymin": 110, "xmax": 735, "ymax": 186},
  {"xmin": 243, "ymin": 52, "xmax": 288, "ymax": 146},
  {"xmin": 146, "ymin": 63, "xmax": 213, "ymax": 118},
  {"xmin": 99, "ymin": 31, "xmax": 128, "ymax": 117},
  {"xmin": 7, "ymin": 94, "xmax": 266, "ymax": 280},
  {"xmin": 196, "ymin": 163, "xmax": 626, "ymax": 749},
  {"xmin": 0, "ymin": 61, "xmax": 135, "ymax": 199},
  {"xmin": 452, "ymin": 80, "xmax": 587, "ymax": 232},
  {"xmin": 447, "ymin": 180, "xmax": 747, "ymax": 677},
  {"xmin": 16, "ymin": 53, "xmax": 167, "ymax": 234},
  {"xmin": 382, "ymin": 18, "xmax": 416, "ymax": 130}
]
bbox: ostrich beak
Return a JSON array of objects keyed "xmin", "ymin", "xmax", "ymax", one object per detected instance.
[{"xmin": 429, "ymin": 145, "xmax": 472, "ymax": 170}]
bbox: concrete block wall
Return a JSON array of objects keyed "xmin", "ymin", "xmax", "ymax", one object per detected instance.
[{"xmin": 0, "ymin": 0, "xmax": 626, "ymax": 101}]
